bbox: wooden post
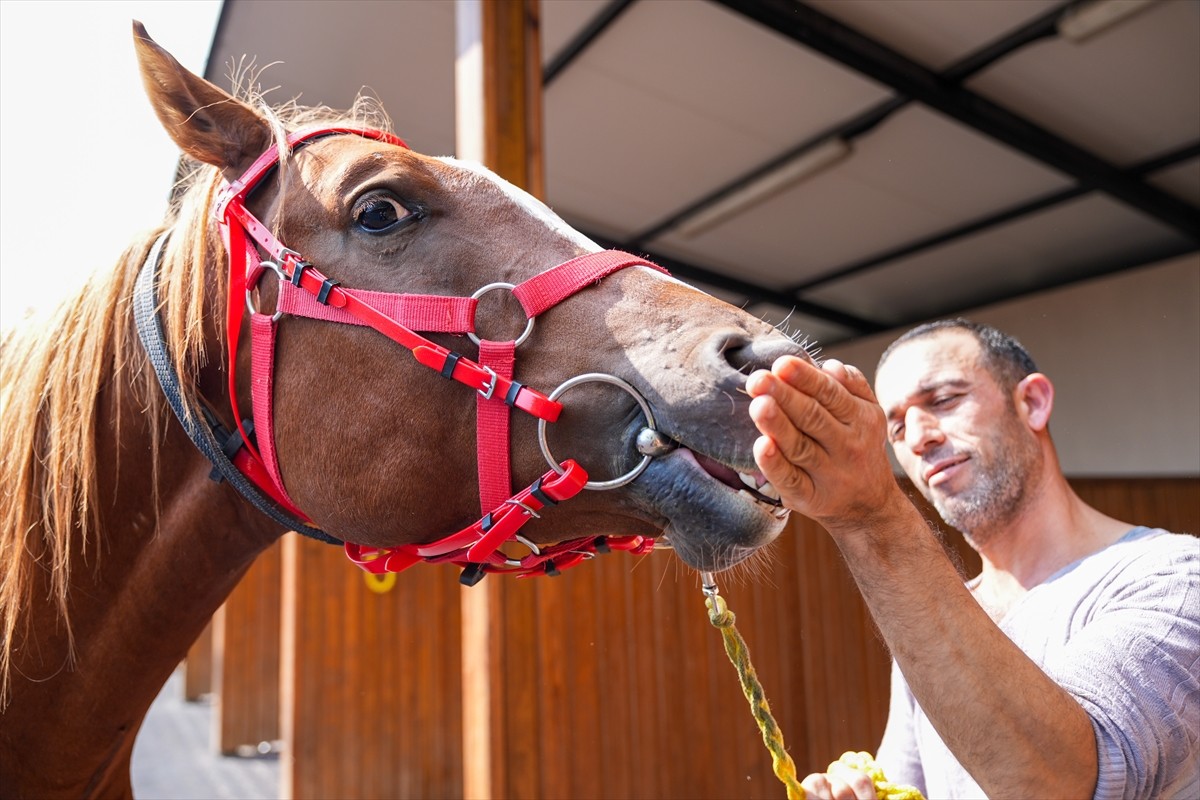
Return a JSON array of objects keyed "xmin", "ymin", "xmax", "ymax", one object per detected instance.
[
  {"xmin": 279, "ymin": 535, "xmax": 464, "ymax": 799},
  {"xmin": 210, "ymin": 543, "xmax": 283, "ymax": 755},
  {"xmin": 455, "ymin": 2, "xmax": 544, "ymax": 798},
  {"xmin": 456, "ymin": 0, "xmax": 544, "ymax": 194},
  {"xmin": 183, "ymin": 619, "xmax": 213, "ymax": 701}
]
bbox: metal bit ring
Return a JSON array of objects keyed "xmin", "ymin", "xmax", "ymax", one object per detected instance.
[{"xmin": 537, "ymin": 373, "xmax": 658, "ymax": 491}]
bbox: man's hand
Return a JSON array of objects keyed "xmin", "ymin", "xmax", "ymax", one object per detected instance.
[
  {"xmin": 746, "ymin": 356, "xmax": 903, "ymax": 529},
  {"xmin": 799, "ymin": 764, "xmax": 878, "ymax": 800}
]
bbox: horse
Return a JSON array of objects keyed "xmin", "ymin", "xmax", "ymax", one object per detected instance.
[{"xmin": 0, "ymin": 23, "xmax": 809, "ymax": 798}]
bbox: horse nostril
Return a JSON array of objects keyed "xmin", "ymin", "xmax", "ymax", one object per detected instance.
[{"xmin": 719, "ymin": 333, "xmax": 812, "ymax": 375}]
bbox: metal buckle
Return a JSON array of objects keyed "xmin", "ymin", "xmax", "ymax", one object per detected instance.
[
  {"xmin": 504, "ymin": 499, "xmax": 541, "ymax": 519},
  {"xmin": 499, "ymin": 534, "xmax": 542, "ymax": 568},
  {"xmin": 468, "ymin": 282, "xmax": 535, "ymax": 347},
  {"xmin": 535, "ymin": 373, "xmax": 657, "ymax": 491},
  {"xmin": 245, "ymin": 260, "xmax": 286, "ymax": 322},
  {"xmin": 478, "ymin": 365, "xmax": 498, "ymax": 400}
]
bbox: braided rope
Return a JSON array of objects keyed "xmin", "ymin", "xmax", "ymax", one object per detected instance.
[
  {"xmin": 705, "ymin": 592, "xmax": 925, "ymax": 800},
  {"xmin": 706, "ymin": 593, "xmax": 805, "ymax": 799},
  {"xmin": 833, "ymin": 751, "xmax": 925, "ymax": 800}
]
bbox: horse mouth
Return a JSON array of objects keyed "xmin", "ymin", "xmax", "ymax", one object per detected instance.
[
  {"xmin": 627, "ymin": 437, "xmax": 789, "ymax": 573},
  {"xmin": 690, "ymin": 450, "xmax": 784, "ymax": 508}
]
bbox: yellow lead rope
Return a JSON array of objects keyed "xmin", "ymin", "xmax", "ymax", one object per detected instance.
[{"xmin": 702, "ymin": 574, "xmax": 924, "ymax": 800}]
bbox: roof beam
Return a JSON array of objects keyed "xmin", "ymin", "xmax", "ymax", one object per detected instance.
[
  {"xmin": 790, "ymin": 140, "xmax": 1200, "ymax": 293},
  {"xmin": 715, "ymin": 0, "xmax": 1200, "ymax": 242},
  {"xmin": 543, "ymin": 0, "xmax": 636, "ymax": 86},
  {"xmin": 629, "ymin": 1, "xmax": 1068, "ymax": 247}
]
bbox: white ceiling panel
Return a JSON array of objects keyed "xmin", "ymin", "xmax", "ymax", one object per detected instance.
[
  {"xmin": 541, "ymin": 0, "xmax": 614, "ymax": 65},
  {"xmin": 212, "ymin": 0, "xmax": 457, "ymax": 155},
  {"xmin": 644, "ymin": 104, "xmax": 1075, "ymax": 287},
  {"xmin": 807, "ymin": 0, "xmax": 1062, "ymax": 71},
  {"xmin": 1150, "ymin": 158, "xmax": 1200, "ymax": 207},
  {"xmin": 804, "ymin": 194, "xmax": 1197, "ymax": 324},
  {"xmin": 543, "ymin": 0, "xmax": 894, "ymax": 233},
  {"xmin": 966, "ymin": 0, "xmax": 1200, "ymax": 165}
]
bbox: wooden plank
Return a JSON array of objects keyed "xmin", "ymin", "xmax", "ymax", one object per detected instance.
[
  {"xmin": 211, "ymin": 542, "xmax": 283, "ymax": 754},
  {"xmin": 280, "ymin": 535, "xmax": 463, "ymax": 800},
  {"xmin": 1070, "ymin": 477, "xmax": 1199, "ymax": 535},
  {"xmin": 455, "ymin": 0, "xmax": 543, "ymax": 192},
  {"xmin": 454, "ymin": 2, "xmax": 544, "ymax": 798},
  {"xmin": 183, "ymin": 619, "xmax": 213, "ymax": 701}
]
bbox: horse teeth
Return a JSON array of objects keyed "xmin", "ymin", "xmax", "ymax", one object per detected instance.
[
  {"xmin": 759, "ymin": 482, "xmax": 780, "ymax": 501},
  {"xmin": 738, "ymin": 473, "xmax": 758, "ymax": 490}
]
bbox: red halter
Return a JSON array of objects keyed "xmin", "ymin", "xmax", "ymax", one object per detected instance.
[{"xmin": 214, "ymin": 126, "xmax": 666, "ymax": 583}]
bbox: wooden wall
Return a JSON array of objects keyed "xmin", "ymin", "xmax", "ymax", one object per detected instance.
[
  {"xmin": 279, "ymin": 535, "xmax": 464, "ymax": 799},
  {"xmin": 186, "ymin": 477, "xmax": 1198, "ymax": 797},
  {"xmin": 212, "ymin": 542, "xmax": 283, "ymax": 754}
]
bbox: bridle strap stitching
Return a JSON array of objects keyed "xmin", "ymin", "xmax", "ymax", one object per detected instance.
[
  {"xmin": 278, "ymin": 280, "xmax": 477, "ymax": 333},
  {"xmin": 512, "ymin": 249, "xmax": 667, "ymax": 317}
]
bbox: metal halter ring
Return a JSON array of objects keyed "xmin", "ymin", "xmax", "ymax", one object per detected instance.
[
  {"xmin": 537, "ymin": 373, "xmax": 657, "ymax": 491},
  {"xmin": 468, "ymin": 282, "xmax": 535, "ymax": 347},
  {"xmin": 245, "ymin": 260, "xmax": 285, "ymax": 322}
]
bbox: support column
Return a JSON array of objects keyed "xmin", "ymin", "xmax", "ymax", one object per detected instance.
[{"xmin": 455, "ymin": 2, "xmax": 544, "ymax": 798}]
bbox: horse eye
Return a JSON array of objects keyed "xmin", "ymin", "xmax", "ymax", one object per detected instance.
[{"xmin": 354, "ymin": 196, "xmax": 411, "ymax": 233}]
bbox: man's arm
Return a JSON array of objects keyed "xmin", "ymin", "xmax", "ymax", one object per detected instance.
[{"xmin": 746, "ymin": 356, "xmax": 1098, "ymax": 799}]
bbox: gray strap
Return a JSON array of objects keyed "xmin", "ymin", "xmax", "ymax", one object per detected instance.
[{"xmin": 133, "ymin": 231, "xmax": 342, "ymax": 546}]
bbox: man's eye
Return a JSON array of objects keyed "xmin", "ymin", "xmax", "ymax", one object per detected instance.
[
  {"xmin": 889, "ymin": 424, "xmax": 904, "ymax": 441},
  {"xmin": 355, "ymin": 196, "xmax": 411, "ymax": 232}
]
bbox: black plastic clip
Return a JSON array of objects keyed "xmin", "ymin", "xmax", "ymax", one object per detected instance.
[
  {"xmin": 543, "ymin": 560, "xmax": 561, "ymax": 577},
  {"xmin": 460, "ymin": 563, "xmax": 487, "ymax": 587},
  {"xmin": 203, "ymin": 409, "xmax": 256, "ymax": 483},
  {"xmin": 290, "ymin": 261, "xmax": 312, "ymax": 287},
  {"xmin": 441, "ymin": 351, "xmax": 462, "ymax": 379},
  {"xmin": 316, "ymin": 277, "xmax": 340, "ymax": 305},
  {"xmin": 504, "ymin": 381, "xmax": 524, "ymax": 407},
  {"xmin": 593, "ymin": 536, "xmax": 611, "ymax": 554},
  {"xmin": 529, "ymin": 476, "xmax": 557, "ymax": 507}
]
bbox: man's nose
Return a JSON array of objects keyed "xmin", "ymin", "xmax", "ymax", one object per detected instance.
[{"xmin": 904, "ymin": 406, "xmax": 944, "ymax": 454}]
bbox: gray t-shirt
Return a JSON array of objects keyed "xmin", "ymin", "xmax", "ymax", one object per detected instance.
[{"xmin": 876, "ymin": 527, "xmax": 1200, "ymax": 799}]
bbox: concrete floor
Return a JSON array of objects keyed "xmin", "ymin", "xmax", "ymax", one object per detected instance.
[{"xmin": 131, "ymin": 669, "xmax": 281, "ymax": 799}]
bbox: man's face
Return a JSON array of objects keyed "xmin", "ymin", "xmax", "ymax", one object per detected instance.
[{"xmin": 874, "ymin": 331, "xmax": 1040, "ymax": 542}]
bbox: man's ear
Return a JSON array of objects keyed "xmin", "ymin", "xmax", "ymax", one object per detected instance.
[
  {"xmin": 133, "ymin": 21, "xmax": 274, "ymax": 182},
  {"xmin": 1015, "ymin": 373, "xmax": 1054, "ymax": 432}
]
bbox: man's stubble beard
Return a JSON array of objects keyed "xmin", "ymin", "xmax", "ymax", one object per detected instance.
[{"xmin": 927, "ymin": 411, "xmax": 1041, "ymax": 550}]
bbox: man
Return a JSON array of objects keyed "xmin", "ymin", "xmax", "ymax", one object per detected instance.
[{"xmin": 745, "ymin": 319, "xmax": 1199, "ymax": 799}]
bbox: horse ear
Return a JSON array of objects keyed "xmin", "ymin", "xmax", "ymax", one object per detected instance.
[{"xmin": 133, "ymin": 21, "xmax": 273, "ymax": 181}]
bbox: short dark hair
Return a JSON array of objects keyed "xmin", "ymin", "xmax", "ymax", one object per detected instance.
[{"xmin": 877, "ymin": 319, "xmax": 1038, "ymax": 392}]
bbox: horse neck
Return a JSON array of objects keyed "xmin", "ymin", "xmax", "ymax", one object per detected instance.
[{"xmin": 0, "ymin": 232, "xmax": 283, "ymax": 799}]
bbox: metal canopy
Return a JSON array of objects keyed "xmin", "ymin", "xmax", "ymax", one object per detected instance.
[{"xmin": 207, "ymin": 0, "xmax": 1200, "ymax": 346}]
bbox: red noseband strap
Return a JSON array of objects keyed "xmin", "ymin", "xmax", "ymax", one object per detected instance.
[{"xmin": 215, "ymin": 125, "xmax": 666, "ymax": 581}]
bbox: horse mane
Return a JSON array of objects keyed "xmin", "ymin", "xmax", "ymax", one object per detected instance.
[{"xmin": 0, "ymin": 79, "xmax": 395, "ymax": 703}]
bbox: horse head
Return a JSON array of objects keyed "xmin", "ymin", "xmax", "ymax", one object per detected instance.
[{"xmin": 134, "ymin": 23, "xmax": 811, "ymax": 576}]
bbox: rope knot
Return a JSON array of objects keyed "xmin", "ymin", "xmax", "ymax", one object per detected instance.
[{"xmin": 705, "ymin": 594, "xmax": 735, "ymax": 628}]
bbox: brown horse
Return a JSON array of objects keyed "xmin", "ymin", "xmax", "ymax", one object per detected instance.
[{"xmin": 0, "ymin": 23, "xmax": 807, "ymax": 798}]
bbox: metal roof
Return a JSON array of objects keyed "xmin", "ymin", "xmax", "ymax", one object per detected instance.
[{"xmin": 207, "ymin": 0, "xmax": 1200, "ymax": 346}]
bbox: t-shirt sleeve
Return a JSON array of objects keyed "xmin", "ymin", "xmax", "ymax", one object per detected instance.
[
  {"xmin": 1042, "ymin": 538, "xmax": 1200, "ymax": 800},
  {"xmin": 875, "ymin": 660, "xmax": 928, "ymax": 795}
]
